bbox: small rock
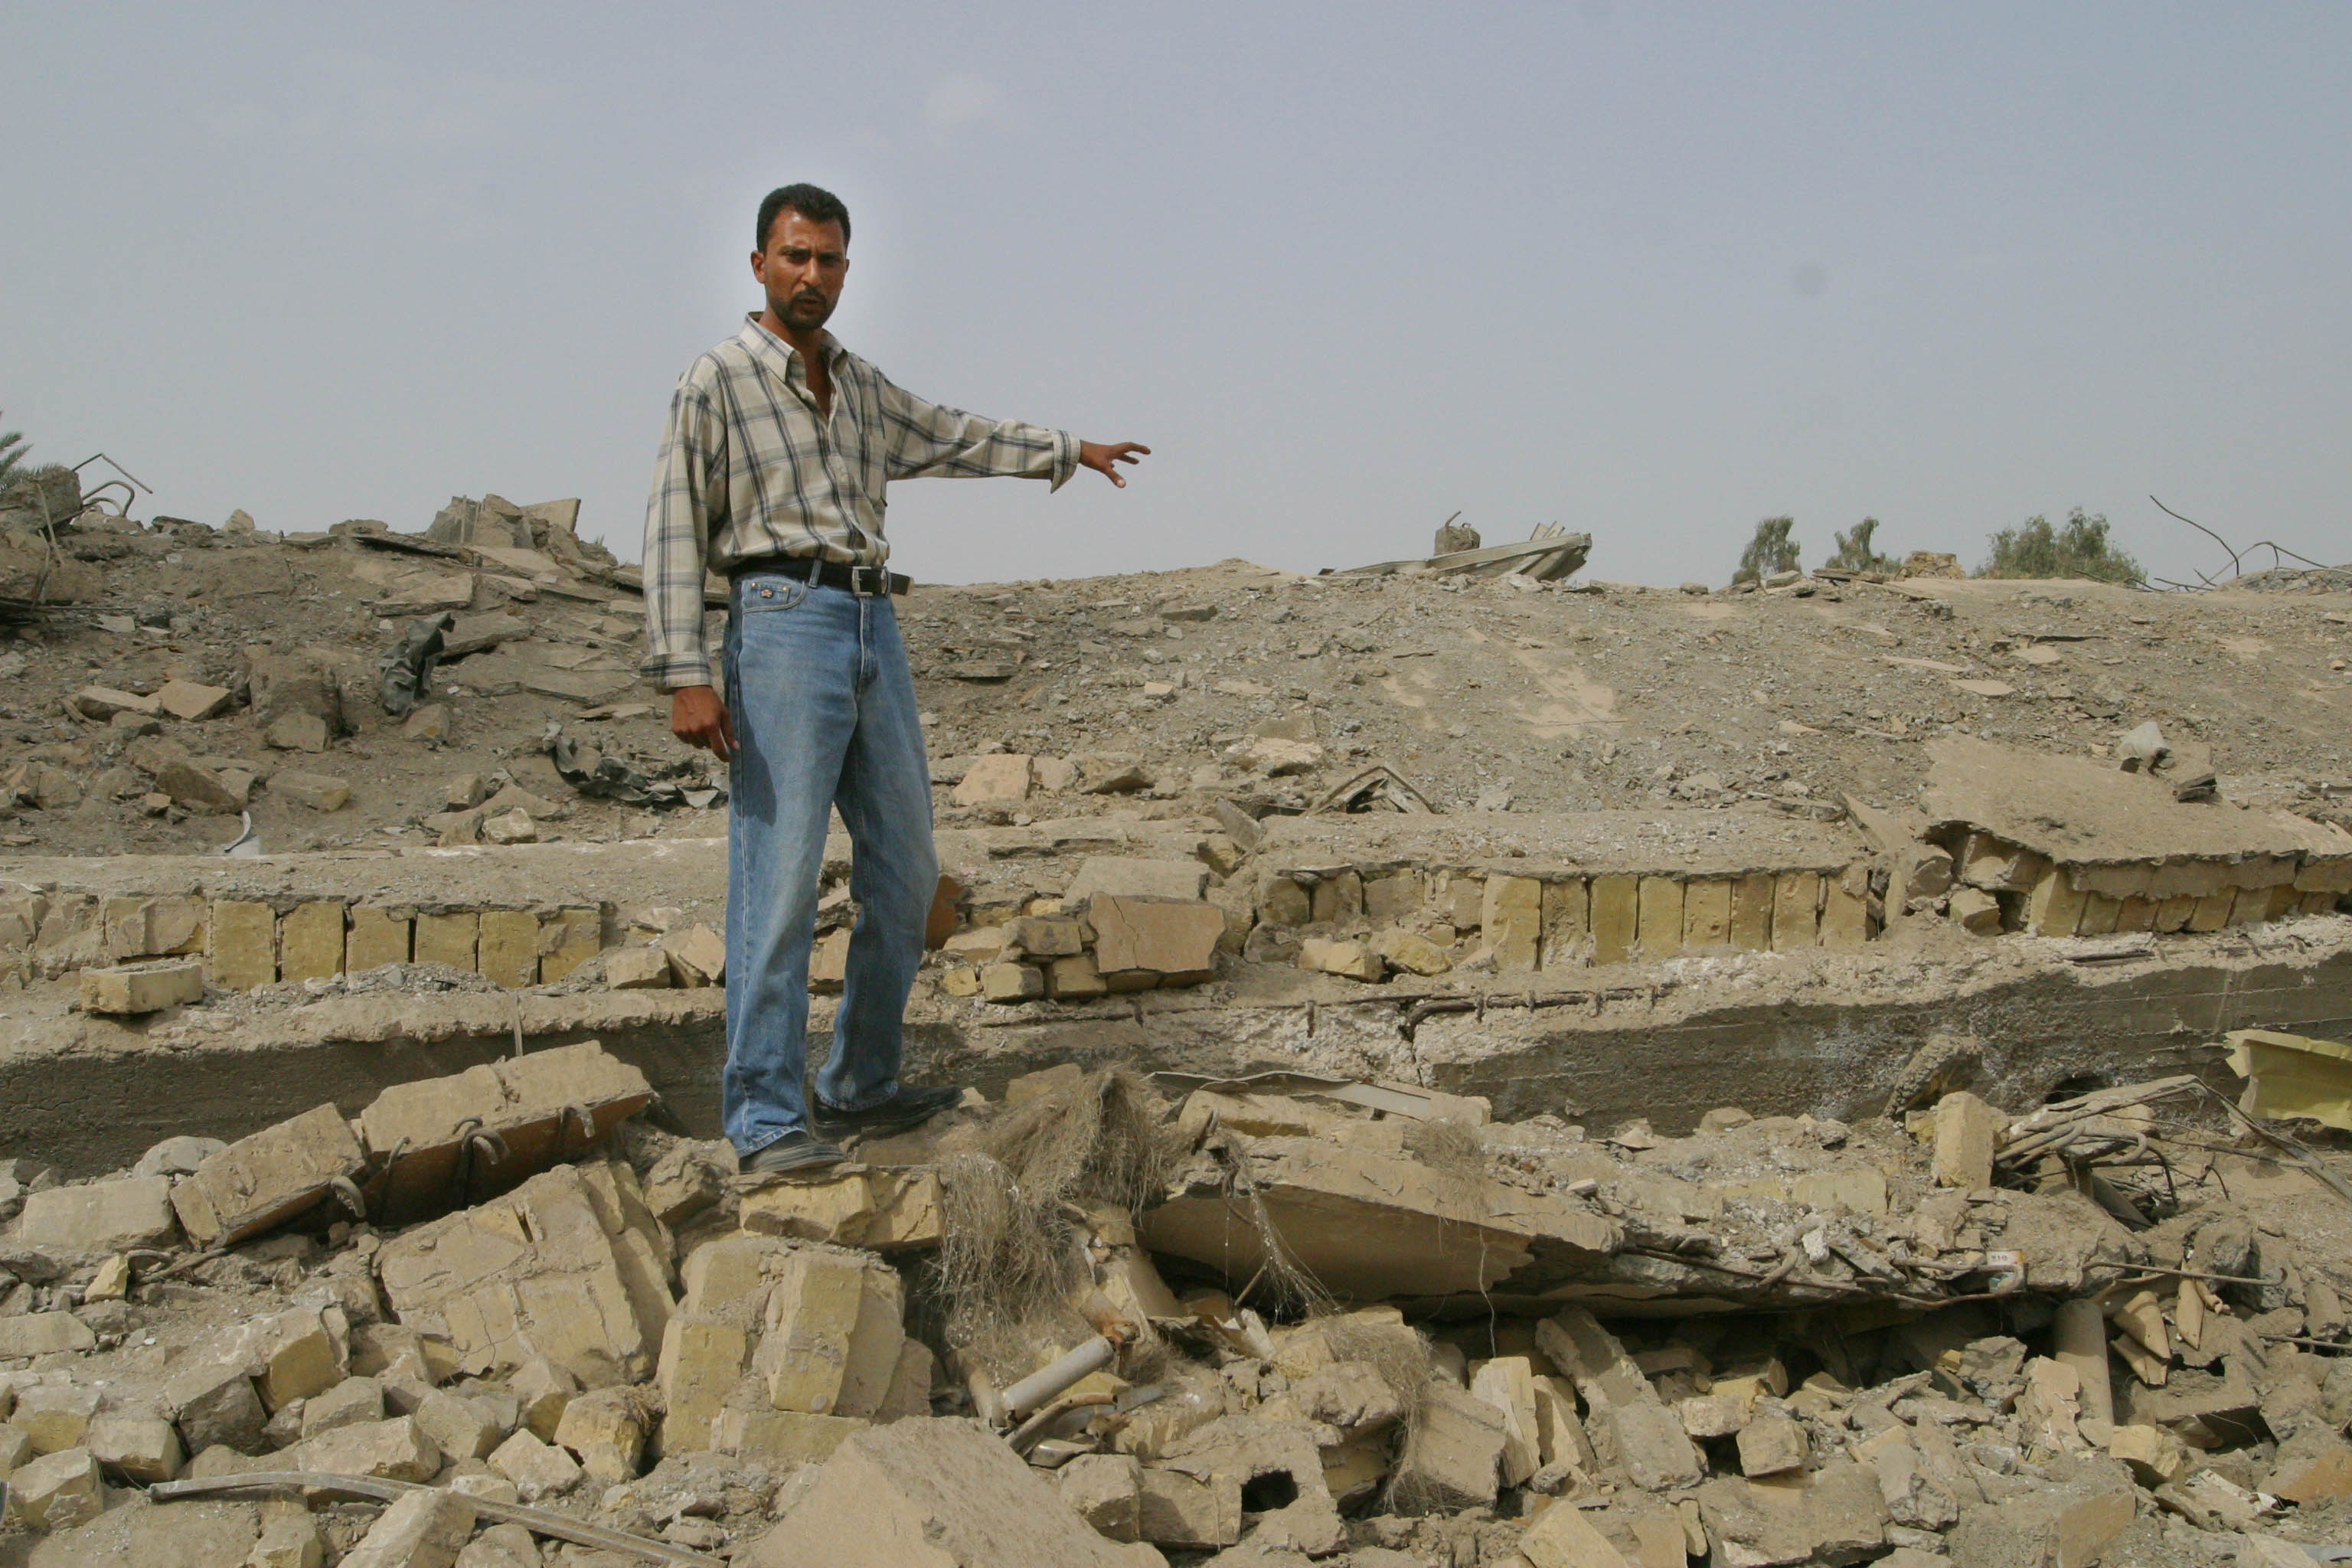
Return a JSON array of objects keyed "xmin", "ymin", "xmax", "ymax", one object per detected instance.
[
  {"xmin": 480, "ymin": 808, "xmax": 537, "ymax": 844},
  {"xmin": 264, "ymin": 712, "xmax": 331, "ymax": 753},
  {"xmin": 403, "ymin": 704, "xmax": 452, "ymax": 743},
  {"xmin": 273, "ymin": 771, "xmax": 352, "ymax": 812}
]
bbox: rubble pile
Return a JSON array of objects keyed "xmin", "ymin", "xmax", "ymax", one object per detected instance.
[{"xmin": 10, "ymin": 1045, "xmax": 2352, "ymax": 1565}]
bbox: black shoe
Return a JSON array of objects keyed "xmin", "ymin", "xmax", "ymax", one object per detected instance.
[
  {"xmin": 811, "ymin": 1083, "xmax": 965, "ymax": 1141},
  {"xmin": 741, "ymin": 1132, "xmax": 847, "ymax": 1176}
]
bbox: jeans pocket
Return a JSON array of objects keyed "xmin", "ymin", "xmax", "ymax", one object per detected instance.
[{"xmin": 737, "ymin": 576, "xmax": 810, "ymax": 612}]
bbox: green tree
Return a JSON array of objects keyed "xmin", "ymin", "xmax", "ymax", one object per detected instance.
[
  {"xmin": 1828, "ymin": 517, "xmax": 1894, "ymax": 572},
  {"xmin": 1733, "ymin": 516, "xmax": 1801, "ymax": 585},
  {"xmin": 0, "ymin": 413, "xmax": 25, "ymax": 490},
  {"xmin": 1978, "ymin": 508, "xmax": 2145, "ymax": 586}
]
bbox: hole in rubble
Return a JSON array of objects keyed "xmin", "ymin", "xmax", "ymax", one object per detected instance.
[
  {"xmin": 1242, "ymin": 1472, "xmax": 1301, "ymax": 1512},
  {"xmin": 2043, "ymin": 1072, "xmax": 2112, "ymax": 1103}
]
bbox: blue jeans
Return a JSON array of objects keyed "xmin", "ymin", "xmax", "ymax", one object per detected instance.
[{"xmin": 720, "ymin": 568, "xmax": 938, "ymax": 1156}]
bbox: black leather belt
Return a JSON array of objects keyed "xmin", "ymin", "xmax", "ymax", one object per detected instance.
[{"xmin": 733, "ymin": 558, "xmax": 910, "ymax": 596}]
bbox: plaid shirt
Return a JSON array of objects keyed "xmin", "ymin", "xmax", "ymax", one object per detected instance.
[{"xmin": 639, "ymin": 314, "xmax": 1079, "ymax": 689}]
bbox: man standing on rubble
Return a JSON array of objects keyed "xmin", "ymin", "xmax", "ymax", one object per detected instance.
[{"xmin": 640, "ymin": 183, "xmax": 1148, "ymax": 1175}]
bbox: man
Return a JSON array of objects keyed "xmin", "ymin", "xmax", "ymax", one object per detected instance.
[{"xmin": 641, "ymin": 183, "xmax": 1147, "ymax": 1175}]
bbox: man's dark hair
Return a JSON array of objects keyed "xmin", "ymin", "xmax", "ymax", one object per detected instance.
[{"xmin": 756, "ymin": 184, "xmax": 851, "ymax": 251}]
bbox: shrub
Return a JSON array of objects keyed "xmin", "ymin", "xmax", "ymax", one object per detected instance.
[
  {"xmin": 1733, "ymin": 517, "xmax": 1800, "ymax": 585},
  {"xmin": 1827, "ymin": 517, "xmax": 1895, "ymax": 573},
  {"xmin": 0, "ymin": 414, "xmax": 24, "ymax": 490},
  {"xmin": 1978, "ymin": 508, "xmax": 2145, "ymax": 586}
]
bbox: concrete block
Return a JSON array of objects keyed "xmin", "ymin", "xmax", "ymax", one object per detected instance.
[
  {"xmin": 211, "ymin": 899, "xmax": 278, "ymax": 990},
  {"xmin": 79, "ymin": 959, "xmax": 205, "ymax": 1014},
  {"xmin": 340, "ymin": 1485, "xmax": 475, "ymax": 1568},
  {"xmin": 1681, "ymin": 878, "xmax": 1733, "ymax": 949},
  {"xmin": 1635, "ymin": 875, "xmax": 1684, "ymax": 960},
  {"xmin": 13, "ymin": 1383, "xmax": 100, "ymax": 1452},
  {"xmin": 1770, "ymin": 871, "xmax": 1821, "ymax": 949},
  {"xmin": 552, "ymin": 1386, "xmax": 643, "ymax": 1481},
  {"xmin": 713, "ymin": 1409, "xmax": 868, "ymax": 1465},
  {"xmin": 0, "ymin": 1314, "xmax": 97, "ymax": 1360},
  {"xmin": 1481, "ymin": 874, "xmax": 1544, "ymax": 970},
  {"xmin": 1089, "ymin": 897, "xmax": 1222, "ymax": 982},
  {"xmin": 1729, "ymin": 871, "xmax": 1775, "ymax": 950},
  {"xmin": 172, "ymin": 1101, "xmax": 366, "ymax": 1248},
  {"xmin": 1589, "ymin": 874, "xmax": 1638, "ymax": 965},
  {"xmin": 475, "ymin": 910, "xmax": 539, "ymax": 988},
  {"xmin": 295, "ymin": 1416, "xmax": 442, "ymax": 1483},
  {"xmin": 1541, "ymin": 877, "xmax": 1589, "ymax": 967},
  {"xmin": 1931, "ymin": 1091, "xmax": 1999, "ymax": 1191},
  {"xmin": 375, "ymin": 1160, "xmax": 672, "ymax": 1387},
  {"xmin": 413, "ymin": 910, "xmax": 479, "ymax": 972},
  {"xmin": 347, "ymin": 906, "xmax": 413, "ymax": 971},
  {"xmin": 278, "ymin": 901, "xmax": 345, "ymax": 982},
  {"xmin": 86, "ymin": 1413, "xmax": 183, "ymax": 1482},
  {"xmin": 6, "ymin": 1446, "xmax": 102, "ymax": 1531},
  {"xmin": 18, "ymin": 1174, "xmax": 178, "ymax": 1252},
  {"xmin": 1390, "ymin": 1380, "xmax": 1505, "ymax": 1514},
  {"xmin": 656, "ymin": 1318, "xmax": 747, "ymax": 1455}
]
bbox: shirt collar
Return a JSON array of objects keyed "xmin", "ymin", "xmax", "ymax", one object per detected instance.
[{"xmin": 739, "ymin": 313, "xmax": 844, "ymax": 383}]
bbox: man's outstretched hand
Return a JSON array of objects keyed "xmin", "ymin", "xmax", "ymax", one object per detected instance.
[
  {"xmin": 1078, "ymin": 440, "xmax": 1151, "ymax": 488},
  {"xmin": 671, "ymin": 684, "xmax": 737, "ymax": 762}
]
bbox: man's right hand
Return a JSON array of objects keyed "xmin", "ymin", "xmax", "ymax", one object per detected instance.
[{"xmin": 671, "ymin": 685, "xmax": 737, "ymax": 761}]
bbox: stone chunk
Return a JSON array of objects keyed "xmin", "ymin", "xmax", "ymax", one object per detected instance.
[
  {"xmin": 0, "ymin": 1313, "xmax": 96, "ymax": 1360},
  {"xmin": 17, "ymin": 1175, "xmax": 178, "ymax": 1253},
  {"xmin": 156, "ymin": 678, "xmax": 236, "ymax": 721},
  {"xmin": 605, "ymin": 946, "xmax": 671, "ymax": 988},
  {"xmin": 165, "ymin": 1359, "xmax": 268, "ymax": 1455},
  {"xmin": 158, "ymin": 757, "xmax": 250, "ymax": 813},
  {"xmin": 1696, "ymin": 1462, "xmax": 1890, "ymax": 1567},
  {"xmin": 662, "ymin": 922, "xmax": 726, "ymax": 986},
  {"xmin": 72, "ymin": 685, "xmax": 162, "ymax": 720},
  {"xmin": 1065, "ymin": 856, "xmax": 1210, "ymax": 903},
  {"xmin": 1469, "ymin": 1356, "xmax": 1540, "ymax": 1485},
  {"xmin": 1518, "ymin": 1503, "xmax": 1639, "ymax": 1568},
  {"xmin": 951, "ymin": 753, "xmax": 1032, "ymax": 806},
  {"xmin": 413, "ymin": 1389, "xmax": 502, "ymax": 1463},
  {"xmin": 339, "ymin": 1486, "xmax": 475, "ymax": 1568},
  {"xmin": 711, "ymin": 1409, "xmax": 868, "ymax": 1464},
  {"xmin": 1390, "ymin": 1380, "xmax": 1506, "ymax": 1514},
  {"xmin": 509, "ymin": 1356, "xmax": 576, "ymax": 1440},
  {"xmin": 172, "ymin": 1102, "xmax": 368, "ymax": 1248},
  {"xmin": 553, "ymin": 1386, "xmax": 644, "ymax": 1481},
  {"xmin": 7, "ymin": 1446, "xmax": 103, "ymax": 1531},
  {"xmin": 1736, "ymin": 1409, "xmax": 1808, "ymax": 1477},
  {"xmin": 1088, "ymin": 896, "xmax": 1222, "ymax": 982},
  {"xmin": 252, "ymin": 1512, "xmax": 329, "ymax": 1568},
  {"xmin": 296, "ymin": 1416, "xmax": 443, "ymax": 1483},
  {"xmin": 742, "ymin": 1416, "xmax": 1144, "ymax": 1567},
  {"xmin": 1948, "ymin": 1482, "xmax": 2133, "ymax": 1568},
  {"xmin": 1931, "ymin": 1091, "xmax": 2000, "ymax": 1190},
  {"xmin": 1059, "ymin": 1451, "xmax": 1142, "ymax": 1540},
  {"xmin": 86, "ymin": 1413, "xmax": 183, "ymax": 1481},
  {"xmin": 979, "ymin": 961, "xmax": 1044, "ymax": 1001},
  {"xmin": 265, "ymin": 711, "xmax": 332, "ymax": 753},
  {"xmin": 656, "ymin": 1318, "xmax": 747, "ymax": 1455},
  {"xmin": 13, "ymin": 1383, "xmax": 101, "ymax": 1452},
  {"xmin": 273, "ymin": 771, "xmax": 352, "ymax": 812},
  {"xmin": 1601, "ymin": 1401, "xmax": 1705, "ymax": 1491},
  {"xmin": 755, "ymin": 1246, "xmax": 904, "ymax": 1419},
  {"xmin": 1297, "ymin": 936, "xmax": 1383, "ymax": 981},
  {"xmin": 302, "ymin": 1376, "xmax": 385, "ymax": 1439},
  {"xmin": 79, "ymin": 959, "xmax": 205, "ymax": 1014},
  {"xmin": 488, "ymin": 1429, "xmax": 583, "ymax": 1501}
]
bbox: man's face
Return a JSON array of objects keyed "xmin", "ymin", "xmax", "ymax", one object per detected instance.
[{"xmin": 752, "ymin": 209, "xmax": 848, "ymax": 333}]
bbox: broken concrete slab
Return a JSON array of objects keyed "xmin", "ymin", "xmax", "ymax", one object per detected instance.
[
  {"xmin": 170, "ymin": 1101, "xmax": 367, "ymax": 1248},
  {"xmin": 15, "ymin": 1174, "xmax": 178, "ymax": 1254}
]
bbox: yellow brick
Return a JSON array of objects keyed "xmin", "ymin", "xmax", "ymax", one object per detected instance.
[
  {"xmin": 538, "ymin": 907, "xmax": 601, "ymax": 983},
  {"xmin": 1589, "ymin": 875, "xmax": 1638, "ymax": 966},
  {"xmin": 1635, "ymin": 876, "xmax": 1684, "ymax": 960},
  {"xmin": 656, "ymin": 1318, "xmax": 747, "ymax": 1455},
  {"xmin": 478, "ymin": 910, "xmax": 539, "ymax": 988},
  {"xmin": 1681, "ymin": 880, "xmax": 1733, "ymax": 949},
  {"xmin": 1540, "ymin": 879, "xmax": 1589, "ymax": 968},
  {"xmin": 2077, "ymin": 893, "xmax": 2123, "ymax": 936},
  {"xmin": 347, "ymin": 907, "xmax": 413, "ymax": 971},
  {"xmin": 2154, "ymin": 895, "xmax": 2200, "ymax": 933},
  {"xmin": 2305, "ymin": 890, "xmax": 2346, "ymax": 916},
  {"xmin": 2223, "ymin": 885, "xmax": 2268, "ymax": 926},
  {"xmin": 2116, "ymin": 897, "xmax": 2162, "ymax": 932},
  {"xmin": 278, "ymin": 901, "xmax": 346, "ymax": 982},
  {"xmin": 1730, "ymin": 873, "xmax": 1774, "ymax": 951},
  {"xmin": 1769, "ymin": 873, "xmax": 1821, "ymax": 950},
  {"xmin": 210, "ymin": 900, "xmax": 277, "ymax": 991},
  {"xmin": 760, "ymin": 1251, "xmax": 871, "ymax": 1415},
  {"xmin": 2187, "ymin": 891, "xmax": 2236, "ymax": 932},
  {"xmin": 414, "ymin": 910, "xmax": 479, "ymax": 971},
  {"xmin": 1481, "ymin": 875, "xmax": 1543, "ymax": 971},
  {"xmin": 1448, "ymin": 873, "xmax": 1485, "ymax": 930}
]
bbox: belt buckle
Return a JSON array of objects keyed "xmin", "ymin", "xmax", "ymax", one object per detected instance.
[{"xmin": 850, "ymin": 564, "xmax": 879, "ymax": 596}]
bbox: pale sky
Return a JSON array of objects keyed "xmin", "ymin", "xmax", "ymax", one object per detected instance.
[{"xmin": 7, "ymin": 3, "xmax": 2347, "ymax": 588}]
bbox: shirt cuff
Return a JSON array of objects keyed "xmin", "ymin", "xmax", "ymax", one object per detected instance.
[
  {"xmin": 1047, "ymin": 430, "xmax": 1081, "ymax": 492},
  {"xmin": 642, "ymin": 655, "xmax": 714, "ymax": 692}
]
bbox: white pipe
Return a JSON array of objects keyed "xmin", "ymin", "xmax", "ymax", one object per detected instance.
[{"xmin": 1001, "ymin": 1335, "xmax": 1116, "ymax": 1420}]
